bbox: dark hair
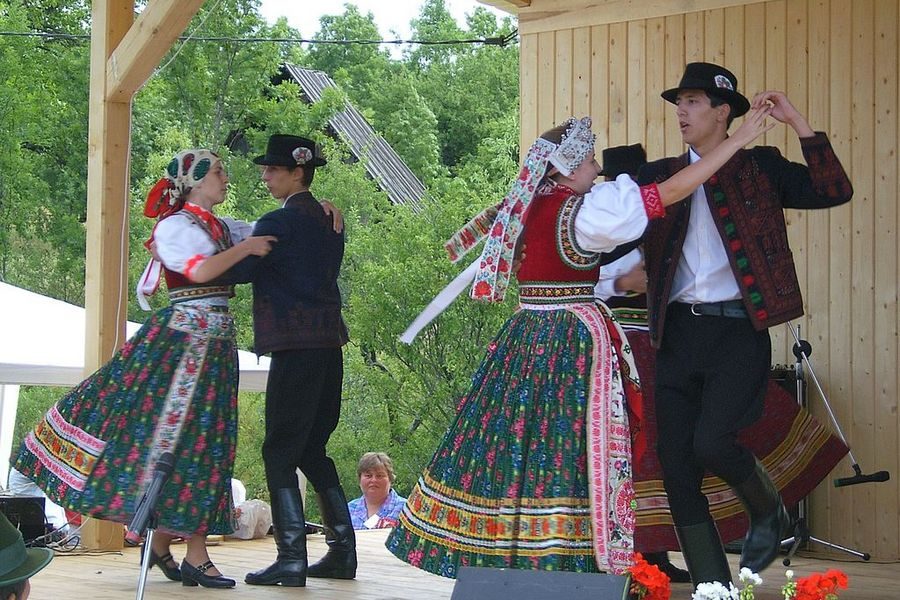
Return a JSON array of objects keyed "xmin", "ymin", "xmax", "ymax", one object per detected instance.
[
  {"xmin": 299, "ymin": 165, "xmax": 315, "ymax": 187},
  {"xmin": 280, "ymin": 164, "xmax": 315, "ymax": 188},
  {"xmin": 539, "ymin": 123, "xmax": 568, "ymax": 145},
  {"xmin": 706, "ymin": 92, "xmax": 735, "ymax": 128},
  {"xmin": 0, "ymin": 580, "xmax": 27, "ymax": 599}
]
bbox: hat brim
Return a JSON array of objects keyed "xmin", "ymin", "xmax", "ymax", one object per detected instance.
[
  {"xmin": 661, "ymin": 86, "xmax": 750, "ymax": 118},
  {"xmin": 0, "ymin": 547, "xmax": 53, "ymax": 587},
  {"xmin": 252, "ymin": 155, "xmax": 327, "ymax": 168}
]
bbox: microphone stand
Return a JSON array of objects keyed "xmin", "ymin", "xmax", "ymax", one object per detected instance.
[
  {"xmin": 135, "ymin": 511, "xmax": 159, "ymax": 600},
  {"xmin": 130, "ymin": 451, "xmax": 175, "ymax": 600},
  {"xmin": 780, "ymin": 323, "xmax": 884, "ymax": 565}
]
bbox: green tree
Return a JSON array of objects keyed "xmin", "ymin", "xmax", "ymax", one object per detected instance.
[
  {"xmin": 407, "ymin": 0, "xmax": 519, "ymax": 169},
  {"xmin": 0, "ymin": 0, "xmax": 90, "ymax": 301},
  {"xmin": 6, "ymin": 0, "xmax": 523, "ymax": 505}
]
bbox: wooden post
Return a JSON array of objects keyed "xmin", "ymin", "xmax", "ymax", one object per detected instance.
[
  {"xmin": 82, "ymin": 0, "xmax": 205, "ymax": 550},
  {"xmin": 82, "ymin": 0, "xmax": 135, "ymax": 551}
]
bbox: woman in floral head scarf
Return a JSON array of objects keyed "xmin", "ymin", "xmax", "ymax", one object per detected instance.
[{"xmin": 14, "ymin": 149, "xmax": 275, "ymax": 589}]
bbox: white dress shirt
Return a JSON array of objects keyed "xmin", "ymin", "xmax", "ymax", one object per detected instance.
[
  {"xmin": 668, "ymin": 148, "xmax": 741, "ymax": 304},
  {"xmin": 594, "ymin": 248, "xmax": 642, "ymax": 301}
]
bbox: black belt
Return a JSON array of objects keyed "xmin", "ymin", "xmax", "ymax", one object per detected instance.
[{"xmin": 681, "ymin": 300, "xmax": 749, "ymax": 319}]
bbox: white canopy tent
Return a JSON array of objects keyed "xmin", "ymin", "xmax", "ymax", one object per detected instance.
[{"xmin": 0, "ymin": 282, "xmax": 270, "ymax": 488}]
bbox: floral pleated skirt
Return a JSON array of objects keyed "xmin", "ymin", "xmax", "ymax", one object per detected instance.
[
  {"xmin": 14, "ymin": 302, "xmax": 238, "ymax": 537},
  {"xmin": 386, "ymin": 303, "xmax": 636, "ymax": 577}
]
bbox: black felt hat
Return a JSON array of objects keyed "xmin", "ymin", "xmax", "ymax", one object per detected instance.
[
  {"xmin": 661, "ymin": 62, "xmax": 750, "ymax": 118},
  {"xmin": 253, "ymin": 134, "xmax": 327, "ymax": 168},
  {"xmin": 599, "ymin": 144, "xmax": 647, "ymax": 178}
]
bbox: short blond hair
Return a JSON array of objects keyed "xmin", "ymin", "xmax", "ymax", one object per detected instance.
[{"xmin": 357, "ymin": 452, "xmax": 396, "ymax": 483}]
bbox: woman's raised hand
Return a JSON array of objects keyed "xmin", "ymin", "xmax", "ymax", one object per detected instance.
[
  {"xmin": 731, "ymin": 104, "xmax": 776, "ymax": 147},
  {"xmin": 242, "ymin": 235, "xmax": 277, "ymax": 257}
]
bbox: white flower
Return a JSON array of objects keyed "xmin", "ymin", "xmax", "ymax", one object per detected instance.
[
  {"xmin": 785, "ymin": 569, "xmax": 794, "ymax": 579},
  {"xmin": 692, "ymin": 581, "xmax": 740, "ymax": 600},
  {"xmin": 291, "ymin": 146, "xmax": 313, "ymax": 165},
  {"xmin": 739, "ymin": 567, "xmax": 763, "ymax": 585}
]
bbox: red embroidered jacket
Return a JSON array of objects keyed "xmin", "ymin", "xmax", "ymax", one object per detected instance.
[{"xmin": 638, "ymin": 132, "xmax": 853, "ymax": 348}]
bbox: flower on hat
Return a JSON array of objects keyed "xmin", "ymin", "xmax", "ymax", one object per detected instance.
[
  {"xmin": 714, "ymin": 74, "xmax": 735, "ymax": 91},
  {"xmin": 292, "ymin": 146, "xmax": 313, "ymax": 165}
]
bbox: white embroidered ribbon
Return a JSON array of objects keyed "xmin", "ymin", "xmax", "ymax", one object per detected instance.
[
  {"xmin": 400, "ymin": 117, "xmax": 597, "ymax": 344},
  {"xmin": 136, "ymin": 258, "xmax": 163, "ymax": 311},
  {"xmin": 399, "ymin": 260, "xmax": 479, "ymax": 344}
]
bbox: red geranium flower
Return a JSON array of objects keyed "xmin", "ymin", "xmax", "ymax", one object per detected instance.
[{"xmin": 628, "ymin": 552, "xmax": 671, "ymax": 600}]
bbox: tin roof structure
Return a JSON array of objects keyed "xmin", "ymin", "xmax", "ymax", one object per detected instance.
[{"xmin": 283, "ymin": 64, "xmax": 427, "ymax": 212}]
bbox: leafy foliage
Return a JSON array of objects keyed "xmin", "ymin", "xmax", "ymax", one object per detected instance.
[{"xmin": 5, "ymin": 0, "xmax": 521, "ymax": 503}]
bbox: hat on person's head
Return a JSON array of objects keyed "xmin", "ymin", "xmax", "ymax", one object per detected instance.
[
  {"xmin": 253, "ymin": 134, "xmax": 327, "ymax": 168},
  {"xmin": 599, "ymin": 144, "xmax": 647, "ymax": 178},
  {"xmin": 661, "ymin": 62, "xmax": 750, "ymax": 118},
  {"xmin": 0, "ymin": 512, "xmax": 53, "ymax": 587}
]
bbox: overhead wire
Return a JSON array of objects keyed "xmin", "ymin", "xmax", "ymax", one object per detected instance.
[{"xmin": 0, "ymin": 29, "xmax": 519, "ymax": 47}]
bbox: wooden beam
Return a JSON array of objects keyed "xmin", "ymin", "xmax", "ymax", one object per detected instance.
[
  {"xmin": 107, "ymin": 0, "xmax": 206, "ymax": 100},
  {"xmin": 478, "ymin": 0, "xmax": 532, "ymax": 13},
  {"xmin": 518, "ymin": 0, "xmax": 770, "ymax": 34},
  {"xmin": 83, "ymin": 0, "xmax": 203, "ymax": 549},
  {"xmin": 83, "ymin": 0, "xmax": 134, "ymax": 551},
  {"xmin": 85, "ymin": 1, "xmax": 131, "ymax": 383}
]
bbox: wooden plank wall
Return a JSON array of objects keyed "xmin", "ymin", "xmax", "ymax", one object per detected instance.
[{"xmin": 517, "ymin": 0, "xmax": 900, "ymax": 561}]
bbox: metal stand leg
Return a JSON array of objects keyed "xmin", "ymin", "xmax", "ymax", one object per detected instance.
[
  {"xmin": 135, "ymin": 512, "xmax": 158, "ymax": 600},
  {"xmin": 779, "ymin": 323, "xmax": 873, "ymax": 565}
]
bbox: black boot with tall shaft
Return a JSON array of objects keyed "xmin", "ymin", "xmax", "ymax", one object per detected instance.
[
  {"xmin": 245, "ymin": 488, "xmax": 308, "ymax": 587},
  {"xmin": 308, "ymin": 486, "xmax": 357, "ymax": 579},
  {"xmin": 675, "ymin": 519, "xmax": 733, "ymax": 589},
  {"xmin": 733, "ymin": 458, "xmax": 793, "ymax": 573}
]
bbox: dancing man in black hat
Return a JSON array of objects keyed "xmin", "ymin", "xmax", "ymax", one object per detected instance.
[
  {"xmin": 228, "ymin": 134, "xmax": 356, "ymax": 587},
  {"xmin": 637, "ymin": 63, "xmax": 853, "ymax": 587}
]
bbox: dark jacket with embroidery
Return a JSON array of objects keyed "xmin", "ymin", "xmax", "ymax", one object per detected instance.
[
  {"xmin": 223, "ymin": 191, "xmax": 348, "ymax": 354},
  {"xmin": 638, "ymin": 132, "xmax": 852, "ymax": 348}
]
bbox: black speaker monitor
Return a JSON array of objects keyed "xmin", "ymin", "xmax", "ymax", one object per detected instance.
[
  {"xmin": 451, "ymin": 566, "xmax": 630, "ymax": 600},
  {"xmin": 0, "ymin": 496, "xmax": 47, "ymax": 543}
]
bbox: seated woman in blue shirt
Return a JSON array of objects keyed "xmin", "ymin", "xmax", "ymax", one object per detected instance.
[{"xmin": 348, "ymin": 453, "xmax": 407, "ymax": 529}]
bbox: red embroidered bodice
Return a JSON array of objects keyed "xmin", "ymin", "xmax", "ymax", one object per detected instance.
[{"xmin": 516, "ymin": 184, "xmax": 601, "ymax": 304}]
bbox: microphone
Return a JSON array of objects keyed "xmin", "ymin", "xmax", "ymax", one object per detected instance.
[
  {"xmin": 833, "ymin": 463, "xmax": 891, "ymax": 488},
  {"xmin": 125, "ymin": 452, "xmax": 176, "ymax": 544}
]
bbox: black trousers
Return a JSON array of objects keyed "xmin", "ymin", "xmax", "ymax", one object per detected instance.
[
  {"xmin": 655, "ymin": 303, "xmax": 771, "ymax": 526},
  {"xmin": 262, "ymin": 347, "xmax": 344, "ymax": 491}
]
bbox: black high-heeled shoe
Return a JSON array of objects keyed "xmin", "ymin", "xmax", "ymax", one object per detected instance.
[
  {"xmin": 180, "ymin": 559, "xmax": 236, "ymax": 588},
  {"xmin": 141, "ymin": 546, "xmax": 182, "ymax": 582}
]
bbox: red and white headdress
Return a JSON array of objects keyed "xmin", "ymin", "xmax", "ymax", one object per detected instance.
[{"xmin": 401, "ymin": 117, "xmax": 596, "ymax": 343}]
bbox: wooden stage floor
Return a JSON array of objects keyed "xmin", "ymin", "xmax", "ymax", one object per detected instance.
[{"xmin": 30, "ymin": 528, "xmax": 896, "ymax": 599}]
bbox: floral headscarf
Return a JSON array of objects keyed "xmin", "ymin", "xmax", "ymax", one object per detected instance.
[{"xmin": 143, "ymin": 149, "xmax": 219, "ymax": 219}]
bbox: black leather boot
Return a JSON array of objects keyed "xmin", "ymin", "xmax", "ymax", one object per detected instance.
[
  {"xmin": 675, "ymin": 520, "xmax": 732, "ymax": 589},
  {"xmin": 643, "ymin": 551, "xmax": 692, "ymax": 583},
  {"xmin": 307, "ymin": 486, "xmax": 357, "ymax": 579},
  {"xmin": 733, "ymin": 458, "xmax": 793, "ymax": 573},
  {"xmin": 245, "ymin": 488, "xmax": 308, "ymax": 586}
]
